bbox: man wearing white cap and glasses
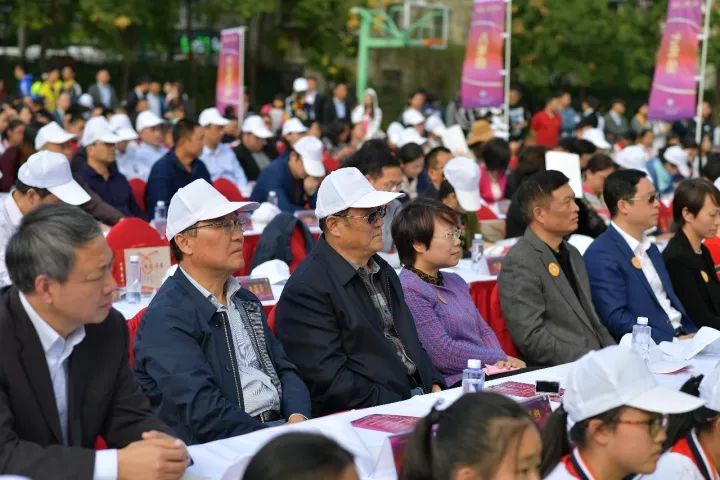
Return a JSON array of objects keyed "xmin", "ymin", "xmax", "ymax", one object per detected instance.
[
  {"xmin": 34, "ymin": 122, "xmax": 125, "ymax": 226},
  {"xmin": 541, "ymin": 346, "xmax": 704, "ymax": 480},
  {"xmin": 250, "ymin": 136, "xmax": 326, "ymax": 212},
  {"xmin": 643, "ymin": 363, "xmax": 720, "ymax": 479},
  {"xmin": 76, "ymin": 117, "xmax": 145, "ymax": 219},
  {"xmin": 130, "ymin": 110, "xmax": 167, "ymax": 181},
  {"xmin": 233, "ymin": 115, "xmax": 274, "ymax": 182},
  {"xmin": 134, "ymin": 179, "xmax": 311, "ymax": 443},
  {"xmin": 198, "ymin": 107, "xmax": 248, "ymax": 189},
  {"xmin": 109, "ymin": 113, "xmax": 139, "ymax": 180},
  {"xmin": 276, "ymin": 167, "xmax": 444, "ymax": 417},
  {"xmin": 0, "ymin": 150, "xmax": 90, "ymax": 285}
]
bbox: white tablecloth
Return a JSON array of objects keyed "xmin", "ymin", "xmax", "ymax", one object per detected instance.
[{"xmin": 182, "ymin": 349, "xmax": 720, "ymax": 480}]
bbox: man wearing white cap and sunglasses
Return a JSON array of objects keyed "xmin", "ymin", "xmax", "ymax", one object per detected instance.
[
  {"xmin": 76, "ymin": 117, "xmax": 146, "ymax": 219},
  {"xmin": 199, "ymin": 107, "xmax": 248, "ymax": 189},
  {"xmin": 0, "ymin": 150, "xmax": 90, "ymax": 286},
  {"xmin": 134, "ymin": 179, "xmax": 311, "ymax": 444},
  {"xmin": 233, "ymin": 115, "xmax": 273, "ymax": 182},
  {"xmin": 250, "ymin": 136, "xmax": 326, "ymax": 213},
  {"xmin": 276, "ymin": 167, "xmax": 444, "ymax": 417},
  {"xmin": 35, "ymin": 121, "xmax": 125, "ymax": 226}
]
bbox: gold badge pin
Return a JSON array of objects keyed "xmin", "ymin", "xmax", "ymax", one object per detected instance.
[
  {"xmin": 701, "ymin": 271, "xmax": 709, "ymax": 283},
  {"xmin": 548, "ymin": 262, "xmax": 560, "ymax": 277},
  {"xmin": 631, "ymin": 256, "xmax": 642, "ymax": 269}
]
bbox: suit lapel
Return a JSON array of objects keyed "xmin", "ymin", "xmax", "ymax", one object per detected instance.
[
  {"xmin": 608, "ymin": 226, "xmax": 658, "ymax": 301},
  {"xmin": 67, "ymin": 340, "xmax": 90, "ymax": 447},
  {"xmin": 11, "ymin": 291, "xmax": 64, "ymax": 444}
]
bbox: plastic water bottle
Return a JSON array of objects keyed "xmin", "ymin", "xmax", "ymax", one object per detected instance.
[
  {"xmin": 461, "ymin": 359, "xmax": 485, "ymax": 394},
  {"xmin": 632, "ymin": 316, "xmax": 652, "ymax": 361},
  {"xmin": 471, "ymin": 233, "xmax": 485, "ymax": 273},
  {"xmin": 126, "ymin": 255, "xmax": 142, "ymax": 304},
  {"xmin": 153, "ymin": 201, "xmax": 167, "ymax": 239},
  {"xmin": 267, "ymin": 190, "xmax": 279, "ymax": 207}
]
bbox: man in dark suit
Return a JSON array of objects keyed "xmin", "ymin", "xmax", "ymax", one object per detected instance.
[
  {"xmin": 0, "ymin": 203, "xmax": 188, "ymax": 480},
  {"xmin": 499, "ymin": 171, "xmax": 615, "ymax": 366},
  {"xmin": 585, "ymin": 169, "xmax": 698, "ymax": 342},
  {"xmin": 317, "ymin": 82, "xmax": 355, "ymax": 128},
  {"xmin": 87, "ymin": 69, "xmax": 118, "ymax": 110},
  {"xmin": 276, "ymin": 167, "xmax": 445, "ymax": 417}
]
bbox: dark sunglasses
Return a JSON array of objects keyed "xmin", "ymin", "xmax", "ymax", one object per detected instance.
[{"xmin": 334, "ymin": 205, "xmax": 388, "ymax": 225}]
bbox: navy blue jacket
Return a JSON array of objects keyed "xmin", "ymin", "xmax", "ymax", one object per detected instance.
[
  {"xmin": 133, "ymin": 268, "xmax": 311, "ymax": 445},
  {"xmin": 276, "ymin": 237, "xmax": 445, "ymax": 417},
  {"xmin": 249, "ymin": 212, "xmax": 315, "ymax": 270},
  {"xmin": 76, "ymin": 163, "xmax": 147, "ymax": 220},
  {"xmin": 145, "ymin": 150, "xmax": 210, "ymax": 212},
  {"xmin": 584, "ymin": 225, "xmax": 697, "ymax": 342},
  {"xmin": 250, "ymin": 157, "xmax": 316, "ymax": 213}
]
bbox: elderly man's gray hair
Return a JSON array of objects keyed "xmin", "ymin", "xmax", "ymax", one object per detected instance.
[{"xmin": 7, "ymin": 203, "xmax": 103, "ymax": 292}]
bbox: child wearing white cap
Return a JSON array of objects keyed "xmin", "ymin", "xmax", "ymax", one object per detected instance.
[
  {"xmin": 541, "ymin": 346, "xmax": 705, "ymax": 479},
  {"xmin": 640, "ymin": 364, "xmax": 720, "ymax": 479}
]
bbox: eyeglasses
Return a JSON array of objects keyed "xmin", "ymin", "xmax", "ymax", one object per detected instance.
[
  {"xmin": 334, "ymin": 205, "xmax": 388, "ymax": 225},
  {"xmin": 434, "ymin": 228, "xmax": 462, "ymax": 240},
  {"xmin": 627, "ymin": 192, "xmax": 658, "ymax": 204},
  {"xmin": 613, "ymin": 414, "xmax": 668, "ymax": 437},
  {"xmin": 183, "ymin": 217, "xmax": 244, "ymax": 235}
]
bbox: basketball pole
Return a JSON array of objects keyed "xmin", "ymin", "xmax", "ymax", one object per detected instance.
[
  {"xmin": 503, "ymin": 0, "xmax": 512, "ymax": 130},
  {"xmin": 695, "ymin": 0, "xmax": 713, "ymax": 169}
]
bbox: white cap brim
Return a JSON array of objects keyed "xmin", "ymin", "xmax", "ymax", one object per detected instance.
[
  {"xmin": 37, "ymin": 131, "xmax": 76, "ymax": 150},
  {"xmin": 114, "ymin": 127, "xmax": 138, "ymax": 142},
  {"xmin": 626, "ymin": 385, "xmax": 705, "ymax": 414},
  {"xmin": 345, "ymin": 190, "xmax": 404, "ymax": 211},
  {"xmin": 168, "ymin": 201, "xmax": 260, "ymax": 239},
  {"xmin": 455, "ymin": 189, "xmax": 483, "ymax": 212},
  {"xmin": 203, "ymin": 118, "xmax": 230, "ymax": 127},
  {"xmin": 247, "ymin": 127, "xmax": 273, "ymax": 139},
  {"xmin": 48, "ymin": 180, "xmax": 91, "ymax": 206},
  {"xmin": 301, "ymin": 158, "xmax": 326, "ymax": 178}
]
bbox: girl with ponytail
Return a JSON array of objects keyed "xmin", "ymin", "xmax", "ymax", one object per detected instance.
[
  {"xmin": 541, "ymin": 346, "xmax": 704, "ymax": 480},
  {"xmin": 401, "ymin": 391, "xmax": 542, "ymax": 480}
]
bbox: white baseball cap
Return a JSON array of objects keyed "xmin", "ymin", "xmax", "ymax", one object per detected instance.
[
  {"xmin": 425, "ymin": 115, "xmax": 446, "ymax": 137},
  {"xmin": 615, "ymin": 144, "xmax": 649, "ymax": 172},
  {"xmin": 293, "ymin": 77, "xmax": 309, "ymax": 93},
  {"xmin": 82, "ymin": 117, "xmax": 121, "ymax": 147},
  {"xmin": 109, "ymin": 114, "xmax": 138, "ymax": 142},
  {"xmin": 282, "ymin": 117, "xmax": 308, "ymax": 137},
  {"xmin": 443, "ymin": 156, "xmax": 483, "ymax": 212},
  {"xmin": 166, "ymin": 179, "xmax": 260, "ymax": 240},
  {"xmin": 699, "ymin": 362, "xmax": 720, "ymax": 412},
  {"xmin": 714, "ymin": 177, "xmax": 720, "ymax": 191},
  {"xmin": 663, "ymin": 145, "xmax": 691, "ymax": 178},
  {"xmin": 34, "ymin": 122, "xmax": 76, "ymax": 150},
  {"xmin": 315, "ymin": 167, "xmax": 405, "ymax": 219},
  {"xmin": 242, "ymin": 115, "xmax": 273, "ymax": 139},
  {"xmin": 402, "ymin": 108, "xmax": 425, "ymax": 127},
  {"xmin": 17, "ymin": 151, "xmax": 90, "ymax": 205},
  {"xmin": 293, "ymin": 136, "xmax": 326, "ymax": 178},
  {"xmin": 582, "ymin": 128, "xmax": 611, "ymax": 150},
  {"xmin": 387, "ymin": 122, "xmax": 404, "ymax": 146},
  {"xmin": 563, "ymin": 346, "xmax": 705, "ymax": 425},
  {"xmin": 397, "ymin": 127, "xmax": 427, "ymax": 148},
  {"xmin": 199, "ymin": 107, "xmax": 230, "ymax": 127},
  {"xmin": 78, "ymin": 93, "xmax": 94, "ymax": 109},
  {"xmin": 135, "ymin": 111, "xmax": 164, "ymax": 132}
]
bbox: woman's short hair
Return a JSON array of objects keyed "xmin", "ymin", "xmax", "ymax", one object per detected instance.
[
  {"xmin": 585, "ymin": 153, "xmax": 616, "ymax": 174},
  {"xmin": 672, "ymin": 178, "xmax": 720, "ymax": 226},
  {"xmin": 242, "ymin": 433, "xmax": 355, "ymax": 480},
  {"xmin": 398, "ymin": 143, "xmax": 425, "ymax": 165},
  {"xmin": 391, "ymin": 197, "xmax": 459, "ymax": 267}
]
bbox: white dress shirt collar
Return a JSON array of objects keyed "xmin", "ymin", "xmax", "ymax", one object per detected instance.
[
  {"xmin": 610, "ymin": 221, "xmax": 651, "ymax": 256},
  {"xmin": 19, "ymin": 291, "xmax": 86, "ymax": 355}
]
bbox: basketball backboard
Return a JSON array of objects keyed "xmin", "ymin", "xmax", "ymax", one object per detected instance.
[{"xmin": 387, "ymin": 0, "xmax": 449, "ymax": 49}]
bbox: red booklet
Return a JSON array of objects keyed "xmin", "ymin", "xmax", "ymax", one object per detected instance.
[
  {"xmin": 350, "ymin": 414, "xmax": 420, "ymax": 434},
  {"xmin": 486, "ymin": 381, "xmax": 564, "ymax": 401}
]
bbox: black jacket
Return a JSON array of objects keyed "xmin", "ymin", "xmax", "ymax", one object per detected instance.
[
  {"xmin": 0, "ymin": 286, "xmax": 171, "ymax": 479},
  {"xmin": 276, "ymin": 237, "xmax": 445, "ymax": 417},
  {"xmin": 250, "ymin": 212, "xmax": 315, "ymax": 270},
  {"xmin": 233, "ymin": 143, "xmax": 262, "ymax": 182},
  {"xmin": 134, "ymin": 268, "xmax": 311, "ymax": 444},
  {"xmin": 662, "ymin": 230, "xmax": 720, "ymax": 330}
]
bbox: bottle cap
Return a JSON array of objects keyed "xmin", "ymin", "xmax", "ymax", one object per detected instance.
[
  {"xmin": 637, "ymin": 316, "xmax": 649, "ymax": 325},
  {"xmin": 129, "ymin": 255, "xmax": 140, "ymax": 262},
  {"xmin": 474, "ymin": 233, "xmax": 482, "ymax": 240},
  {"xmin": 467, "ymin": 359, "xmax": 482, "ymax": 369},
  {"xmin": 157, "ymin": 200, "xmax": 165, "ymax": 206}
]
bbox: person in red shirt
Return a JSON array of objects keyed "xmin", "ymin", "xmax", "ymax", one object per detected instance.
[{"xmin": 531, "ymin": 95, "xmax": 562, "ymax": 148}]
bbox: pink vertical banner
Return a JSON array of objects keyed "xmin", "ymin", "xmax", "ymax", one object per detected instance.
[
  {"xmin": 460, "ymin": 0, "xmax": 506, "ymax": 109},
  {"xmin": 647, "ymin": 0, "xmax": 703, "ymax": 121},
  {"xmin": 215, "ymin": 27, "xmax": 245, "ymax": 121}
]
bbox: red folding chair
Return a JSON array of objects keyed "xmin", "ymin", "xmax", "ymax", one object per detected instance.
[
  {"xmin": 488, "ymin": 282, "xmax": 520, "ymax": 358},
  {"xmin": 106, "ymin": 218, "xmax": 168, "ymax": 286},
  {"xmin": 127, "ymin": 307, "xmax": 147, "ymax": 368},
  {"xmin": 476, "ymin": 205, "xmax": 498, "ymax": 221},
  {"xmin": 288, "ymin": 225, "xmax": 309, "ymax": 272},
  {"xmin": 213, "ymin": 178, "xmax": 246, "ymax": 201},
  {"xmin": 267, "ymin": 305, "xmax": 278, "ymax": 336},
  {"xmin": 128, "ymin": 178, "xmax": 147, "ymax": 214},
  {"xmin": 705, "ymin": 236, "xmax": 720, "ymax": 279}
]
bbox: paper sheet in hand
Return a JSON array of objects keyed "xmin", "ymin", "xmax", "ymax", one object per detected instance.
[
  {"xmin": 441, "ymin": 125, "xmax": 470, "ymax": 155},
  {"xmin": 545, "ymin": 151, "xmax": 582, "ymax": 198}
]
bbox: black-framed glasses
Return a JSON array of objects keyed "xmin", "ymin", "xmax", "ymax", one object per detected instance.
[
  {"xmin": 183, "ymin": 217, "xmax": 244, "ymax": 235},
  {"xmin": 613, "ymin": 414, "xmax": 668, "ymax": 437},
  {"xmin": 627, "ymin": 192, "xmax": 658, "ymax": 204},
  {"xmin": 334, "ymin": 205, "xmax": 388, "ymax": 225}
]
